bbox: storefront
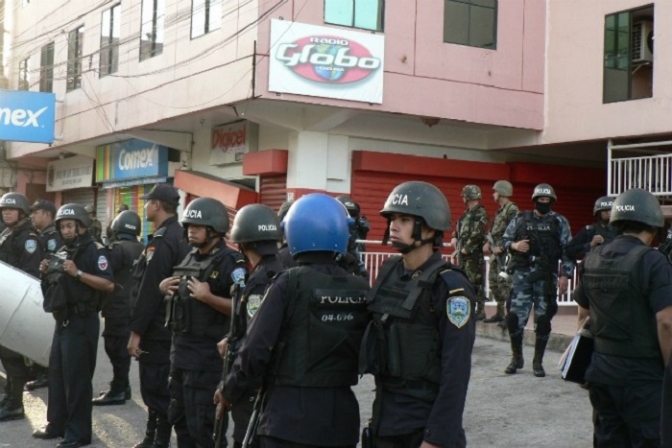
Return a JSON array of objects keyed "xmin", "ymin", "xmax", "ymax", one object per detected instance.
[
  {"xmin": 96, "ymin": 139, "xmax": 173, "ymax": 241},
  {"xmin": 46, "ymin": 154, "xmax": 98, "ymax": 223}
]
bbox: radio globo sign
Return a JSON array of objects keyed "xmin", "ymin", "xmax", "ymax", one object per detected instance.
[{"xmin": 275, "ymin": 36, "xmax": 382, "ymax": 84}]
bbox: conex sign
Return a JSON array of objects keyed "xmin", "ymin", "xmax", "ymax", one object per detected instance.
[
  {"xmin": 0, "ymin": 90, "xmax": 55, "ymax": 144},
  {"xmin": 209, "ymin": 121, "xmax": 258, "ymax": 166},
  {"xmin": 269, "ymin": 20, "xmax": 385, "ymax": 104}
]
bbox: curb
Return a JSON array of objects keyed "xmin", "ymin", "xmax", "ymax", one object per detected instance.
[{"xmin": 476, "ymin": 321, "xmax": 573, "ymax": 353}]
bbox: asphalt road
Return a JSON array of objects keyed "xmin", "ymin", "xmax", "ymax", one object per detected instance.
[{"xmin": 1, "ymin": 335, "xmax": 593, "ymax": 448}]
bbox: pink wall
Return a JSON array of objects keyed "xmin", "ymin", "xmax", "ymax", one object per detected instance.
[{"xmin": 256, "ymin": 0, "xmax": 546, "ymax": 130}]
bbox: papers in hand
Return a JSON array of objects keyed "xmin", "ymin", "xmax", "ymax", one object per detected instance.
[{"xmin": 559, "ymin": 330, "xmax": 594, "ymax": 383}]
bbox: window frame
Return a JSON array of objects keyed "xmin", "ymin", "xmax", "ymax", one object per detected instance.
[
  {"xmin": 443, "ymin": 0, "xmax": 498, "ymax": 50},
  {"xmin": 191, "ymin": 0, "xmax": 222, "ymax": 39},
  {"xmin": 39, "ymin": 42, "xmax": 55, "ymax": 93},
  {"xmin": 139, "ymin": 0, "xmax": 165, "ymax": 61},
  {"xmin": 100, "ymin": 3, "xmax": 121, "ymax": 77},
  {"xmin": 18, "ymin": 58, "xmax": 29, "ymax": 91},
  {"xmin": 324, "ymin": 0, "xmax": 385, "ymax": 32},
  {"xmin": 66, "ymin": 25, "xmax": 85, "ymax": 92}
]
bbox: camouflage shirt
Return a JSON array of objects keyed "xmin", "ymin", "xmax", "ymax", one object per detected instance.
[
  {"xmin": 489, "ymin": 201, "xmax": 519, "ymax": 248},
  {"xmin": 454, "ymin": 204, "xmax": 489, "ymax": 257}
]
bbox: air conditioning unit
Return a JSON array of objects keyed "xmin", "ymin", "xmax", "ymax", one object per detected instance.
[{"xmin": 632, "ymin": 19, "xmax": 653, "ymax": 63}]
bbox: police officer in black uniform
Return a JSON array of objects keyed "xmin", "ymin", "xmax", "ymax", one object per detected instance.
[
  {"xmin": 335, "ymin": 195, "xmax": 370, "ymax": 278},
  {"xmin": 157, "ymin": 197, "xmax": 245, "ymax": 447},
  {"xmin": 565, "ymin": 196, "xmax": 618, "ymax": 260},
  {"xmin": 276, "ymin": 200, "xmax": 296, "ymax": 269},
  {"xmin": 224, "ymin": 193, "xmax": 370, "ymax": 448},
  {"xmin": 360, "ymin": 181, "xmax": 476, "ymax": 448},
  {"xmin": 574, "ymin": 188, "xmax": 672, "ymax": 448},
  {"xmin": 0, "ymin": 192, "xmax": 42, "ymax": 421},
  {"xmin": 128, "ymin": 184, "xmax": 190, "ymax": 448},
  {"xmin": 214, "ymin": 203, "xmax": 284, "ymax": 448},
  {"xmin": 33, "ymin": 203, "xmax": 115, "ymax": 447},
  {"xmin": 93, "ymin": 211, "xmax": 144, "ymax": 406},
  {"xmin": 25, "ymin": 199, "xmax": 63, "ymax": 391}
]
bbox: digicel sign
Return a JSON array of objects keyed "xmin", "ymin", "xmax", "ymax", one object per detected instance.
[{"xmin": 212, "ymin": 122, "xmax": 247, "ymax": 153}]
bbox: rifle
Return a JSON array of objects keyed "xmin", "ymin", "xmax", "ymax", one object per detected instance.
[
  {"xmin": 242, "ymin": 388, "xmax": 265, "ymax": 448},
  {"xmin": 214, "ymin": 281, "xmax": 245, "ymax": 447},
  {"xmin": 164, "ymin": 266, "xmax": 200, "ymax": 332},
  {"xmin": 486, "ymin": 233, "xmax": 510, "ymax": 280}
]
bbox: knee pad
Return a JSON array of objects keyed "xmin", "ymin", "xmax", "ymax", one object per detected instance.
[
  {"xmin": 535, "ymin": 315, "xmax": 551, "ymax": 336},
  {"xmin": 505, "ymin": 312, "xmax": 519, "ymax": 334}
]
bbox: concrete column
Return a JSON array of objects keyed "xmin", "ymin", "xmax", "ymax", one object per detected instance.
[{"xmin": 286, "ymin": 131, "xmax": 351, "ymax": 194}]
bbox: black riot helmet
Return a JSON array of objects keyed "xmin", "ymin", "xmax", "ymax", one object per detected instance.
[
  {"xmin": 609, "ymin": 188, "xmax": 664, "ymax": 229},
  {"xmin": 277, "ymin": 200, "xmax": 293, "ymax": 223},
  {"xmin": 180, "ymin": 197, "xmax": 229, "ymax": 234},
  {"xmin": 593, "ymin": 196, "xmax": 614, "ymax": 216},
  {"xmin": 336, "ymin": 195, "xmax": 361, "ymax": 218},
  {"xmin": 531, "ymin": 183, "xmax": 557, "ymax": 201},
  {"xmin": 230, "ymin": 204, "xmax": 282, "ymax": 244},
  {"xmin": 0, "ymin": 192, "xmax": 31, "ymax": 215},
  {"xmin": 111, "ymin": 210, "xmax": 142, "ymax": 236},
  {"xmin": 55, "ymin": 203, "xmax": 92, "ymax": 228},
  {"xmin": 380, "ymin": 181, "xmax": 451, "ymax": 253}
]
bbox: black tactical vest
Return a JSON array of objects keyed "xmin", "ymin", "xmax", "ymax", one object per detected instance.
[
  {"xmin": 269, "ymin": 267, "xmax": 370, "ymax": 388},
  {"xmin": 361, "ymin": 256, "xmax": 450, "ymax": 402},
  {"xmin": 169, "ymin": 247, "xmax": 230, "ymax": 339},
  {"xmin": 102, "ymin": 239, "xmax": 145, "ymax": 318},
  {"xmin": 0, "ymin": 220, "xmax": 38, "ymax": 267},
  {"xmin": 129, "ymin": 226, "xmax": 167, "ymax": 310},
  {"xmin": 589, "ymin": 223, "xmax": 619, "ymax": 246},
  {"xmin": 513, "ymin": 211, "xmax": 562, "ymax": 266},
  {"xmin": 583, "ymin": 244, "xmax": 660, "ymax": 359},
  {"xmin": 40, "ymin": 224, "xmax": 62, "ymax": 255}
]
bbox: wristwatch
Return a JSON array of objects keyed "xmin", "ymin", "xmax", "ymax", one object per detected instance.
[{"xmin": 76, "ymin": 269, "xmax": 83, "ymax": 279}]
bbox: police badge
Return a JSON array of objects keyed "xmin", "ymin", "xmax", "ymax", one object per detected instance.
[
  {"xmin": 447, "ymin": 296, "xmax": 471, "ymax": 328},
  {"xmin": 247, "ymin": 294, "xmax": 263, "ymax": 318},
  {"xmin": 47, "ymin": 239, "xmax": 57, "ymax": 252},
  {"xmin": 25, "ymin": 239, "xmax": 37, "ymax": 254}
]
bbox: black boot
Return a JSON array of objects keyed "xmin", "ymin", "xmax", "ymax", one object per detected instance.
[
  {"xmin": 133, "ymin": 409, "xmax": 158, "ymax": 448},
  {"xmin": 153, "ymin": 414, "xmax": 172, "ymax": 448},
  {"xmin": 25, "ymin": 369, "xmax": 49, "ymax": 391},
  {"xmin": 474, "ymin": 302, "xmax": 486, "ymax": 321},
  {"xmin": 483, "ymin": 303, "xmax": 505, "ymax": 323},
  {"xmin": 92, "ymin": 380, "xmax": 128, "ymax": 406},
  {"xmin": 504, "ymin": 335, "xmax": 524, "ymax": 374},
  {"xmin": 0, "ymin": 377, "xmax": 10, "ymax": 408},
  {"xmin": 0, "ymin": 382, "xmax": 25, "ymax": 422},
  {"xmin": 533, "ymin": 337, "xmax": 548, "ymax": 378},
  {"xmin": 125, "ymin": 385, "xmax": 132, "ymax": 400}
]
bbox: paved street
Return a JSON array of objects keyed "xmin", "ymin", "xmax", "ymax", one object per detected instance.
[{"xmin": 1, "ymin": 334, "xmax": 593, "ymax": 447}]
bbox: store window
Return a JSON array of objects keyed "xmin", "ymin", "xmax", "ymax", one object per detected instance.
[
  {"xmin": 324, "ymin": 0, "xmax": 384, "ymax": 32},
  {"xmin": 443, "ymin": 0, "xmax": 497, "ymax": 49}
]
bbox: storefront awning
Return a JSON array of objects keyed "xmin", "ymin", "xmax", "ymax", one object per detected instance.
[{"xmin": 173, "ymin": 170, "xmax": 258, "ymax": 210}]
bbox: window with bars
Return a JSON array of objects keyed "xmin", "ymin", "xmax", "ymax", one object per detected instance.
[
  {"xmin": 324, "ymin": 0, "xmax": 384, "ymax": 32},
  {"xmin": 100, "ymin": 4, "xmax": 121, "ymax": 76},
  {"xmin": 443, "ymin": 0, "xmax": 497, "ymax": 49},
  {"xmin": 40, "ymin": 42, "xmax": 54, "ymax": 92},
  {"xmin": 18, "ymin": 58, "xmax": 29, "ymax": 90},
  {"xmin": 140, "ymin": 0, "xmax": 165, "ymax": 61},
  {"xmin": 191, "ymin": 0, "xmax": 222, "ymax": 39},
  {"xmin": 67, "ymin": 26, "xmax": 85, "ymax": 92}
]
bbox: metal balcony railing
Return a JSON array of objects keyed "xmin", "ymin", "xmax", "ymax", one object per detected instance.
[{"xmin": 608, "ymin": 139, "xmax": 672, "ymax": 197}]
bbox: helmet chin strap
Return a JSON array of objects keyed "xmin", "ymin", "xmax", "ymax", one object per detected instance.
[{"xmin": 386, "ymin": 218, "xmax": 437, "ymax": 254}]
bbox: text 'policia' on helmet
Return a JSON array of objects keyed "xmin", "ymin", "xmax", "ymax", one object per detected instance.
[
  {"xmin": 609, "ymin": 188, "xmax": 664, "ymax": 229},
  {"xmin": 180, "ymin": 197, "xmax": 230, "ymax": 234},
  {"xmin": 283, "ymin": 193, "xmax": 351, "ymax": 257},
  {"xmin": 381, "ymin": 181, "xmax": 451, "ymax": 231},
  {"xmin": 230, "ymin": 204, "xmax": 282, "ymax": 244},
  {"xmin": 55, "ymin": 203, "xmax": 92, "ymax": 228},
  {"xmin": 0, "ymin": 192, "xmax": 31, "ymax": 215},
  {"xmin": 531, "ymin": 183, "xmax": 557, "ymax": 201},
  {"xmin": 593, "ymin": 196, "xmax": 615, "ymax": 216},
  {"xmin": 111, "ymin": 211, "xmax": 142, "ymax": 236}
]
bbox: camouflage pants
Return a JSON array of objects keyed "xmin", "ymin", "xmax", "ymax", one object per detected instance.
[
  {"xmin": 509, "ymin": 268, "xmax": 557, "ymax": 336},
  {"xmin": 460, "ymin": 255, "xmax": 485, "ymax": 307},
  {"xmin": 488, "ymin": 256, "xmax": 512, "ymax": 305}
]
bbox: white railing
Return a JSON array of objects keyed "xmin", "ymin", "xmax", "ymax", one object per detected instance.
[
  {"xmin": 607, "ymin": 139, "xmax": 672, "ymax": 197},
  {"xmin": 360, "ymin": 251, "xmax": 579, "ymax": 306}
]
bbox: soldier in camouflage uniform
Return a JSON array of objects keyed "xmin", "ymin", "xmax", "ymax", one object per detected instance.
[
  {"xmin": 482, "ymin": 180, "xmax": 519, "ymax": 323},
  {"xmin": 451, "ymin": 185, "xmax": 489, "ymax": 320}
]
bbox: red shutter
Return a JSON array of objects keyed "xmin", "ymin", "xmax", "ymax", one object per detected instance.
[{"xmin": 259, "ymin": 174, "xmax": 287, "ymax": 212}]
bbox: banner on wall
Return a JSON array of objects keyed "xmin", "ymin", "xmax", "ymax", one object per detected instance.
[
  {"xmin": 46, "ymin": 156, "xmax": 94, "ymax": 192},
  {"xmin": 0, "ymin": 90, "xmax": 56, "ymax": 144},
  {"xmin": 268, "ymin": 19, "xmax": 385, "ymax": 104},
  {"xmin": 96, "ymin": 139, "xmax": 169, "ymax": 184}
]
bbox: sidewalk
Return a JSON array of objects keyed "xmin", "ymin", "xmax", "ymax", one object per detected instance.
[{"xmin": 479, "ymin": 303, "xmax": 577, "ymax": 352}]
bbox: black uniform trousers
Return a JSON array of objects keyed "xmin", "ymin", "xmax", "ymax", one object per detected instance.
[
  {"xmin": 102, "ymin": 317, "xmax": 131, "ymax": 386},
  {"xmin": 259, "ymin": 436, "xmax": 355, "ymax": 448},
  {"xmin": 47, "ymin": 313, "xmax": 99, "ymax": 444},
  {"xmin": 0, "ymin": 346, "xmax": 30, "ymax": 391},
  {"xmin": 589, "ymin": 382, "xmax": 661, "ymax": 448},
  {"xmin": 373, "ymin": 429, "xmax": 425, "ymax": 448},
  {"xmin": 138, "ymin": 339, "xmax": 172, "ymax": 419},
  {"xmin": 232, "ymin": 393, "xmax": 255, "ymax": 446}
]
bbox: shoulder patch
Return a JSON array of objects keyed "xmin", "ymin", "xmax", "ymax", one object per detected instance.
[
  {"xmin": 447, "ymin": 296, "xmax": 471, "ymax": 329},
  {"xmin": 25, "ymin": 239, "xmax": 37, "ymax": 254},
  {"xmin": 231, "ymin": 267, "xmax": 246, "ymax": 287},
  {"xmin": 247, "ymin": 293, "xmax": 263, "ymax": 318},
  {"xmin": 145, "ymin": 247, "xmax": 155, "ymax": 263},
  {"xmin": 98, "ymin": 255, "xmax": 109, "ymax": 271},
  {"xmin": 47, "ymin": 239, "xmax": 57, "ymax": 252}
]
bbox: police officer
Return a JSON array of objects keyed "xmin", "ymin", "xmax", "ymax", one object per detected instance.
[
  {"xmin": 128, "ymin": 184, "xmax": 190, "ymax": 448},
  {"xmin": 502, "ymin": 183, "xmax": 573, "ymax": 377},
  {"xmin": 664, "ymin": 358, "xmax": 672, "ymax": 447},
  {"xmin": 33, "ymin": 204, "xmax": 115, "ymax": 447},
  {"xmin": 335, "ymin": 195, "xmax": 370, "ymax": 277},
  {"xmin": 450, "ymin": 185, "xmax": 489, "ymax": 321},
  {"xmin": 85, "ymin": 205, "xmax": 103, "ymax": 243},
  {"xmin": 215, "ymin": 203, "xmax": 284, "ymax": 448},
  {"xmin": 157, "ymin": 197, "xmax": 245, "ymax": 447},
  {"xmin": 276, "ymin": 200, "xmax": 296, "ymax": 269},
  {"xmin": 565, "ymin": 196, "xmax": 618, "ymax": 260},
  {"xmin": 0, "ymin": 192, "xmax": 42, "ymax": 421},
  {"xmin": 223, "ymin": 194, "xmax": 370, "ymax": 448},
  {"xmin": 360, "ymin": 181, "xmax": 476, "ymax": 447},
  {"xmin": 482, "ymin": 181, "xmax": 519, "ymax": 324},
  {"xmin": 25, "ymin": 199, "xmax": 63, "ymax": 391},
  {"xmin": 573, "ymin": 188, "xmax": 672, "ymax": 447},
  {"xmin": 93, "ymin": 211, "xmax": 144, "ymax": 406}
]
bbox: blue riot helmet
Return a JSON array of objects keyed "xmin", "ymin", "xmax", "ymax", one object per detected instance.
[{"xmin": 283, "ymin": 193, "xmax": 351, "ymax": 257}]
